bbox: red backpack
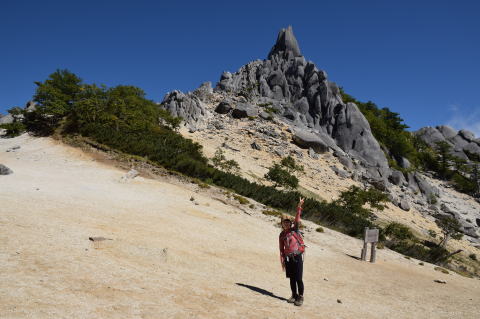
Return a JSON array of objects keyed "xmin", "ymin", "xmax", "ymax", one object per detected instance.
[{"xmin": 283, "ymin": 230, "xmax": 305, "ymax": 256}]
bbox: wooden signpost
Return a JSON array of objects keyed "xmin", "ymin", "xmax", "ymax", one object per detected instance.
[{"xmin": 361, "ymin": 227, "xmax": 379, "ymax": 263}]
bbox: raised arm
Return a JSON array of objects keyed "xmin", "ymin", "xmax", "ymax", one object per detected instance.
[{"xmin": 294, "ymin": 197, "xmax": 304, "ymax": 229}]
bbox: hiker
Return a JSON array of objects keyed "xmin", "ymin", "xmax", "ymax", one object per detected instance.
[{"xmin": 279, "ymin": 197, "xmax": 305, "ymax": 306}]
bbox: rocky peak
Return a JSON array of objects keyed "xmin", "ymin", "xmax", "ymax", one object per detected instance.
[
  {"xmin": 268, "ymin": 26, "xmax": 302, "ymax": 59},
  {"xmin": 214, "ymin": 26, "xmax": 390, "ymax": 179}
]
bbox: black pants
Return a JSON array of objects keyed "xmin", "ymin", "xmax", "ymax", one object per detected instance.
[{"xmin": 285, "ymin": 254, "xmax": 304, "ymax": 296}]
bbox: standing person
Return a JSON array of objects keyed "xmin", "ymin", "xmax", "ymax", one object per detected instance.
[{"xmin": 279, "ymin": 197, "xmax": 306, "ymax": 306}]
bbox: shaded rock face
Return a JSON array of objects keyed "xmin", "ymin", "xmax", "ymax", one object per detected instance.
[
  {"xmin": 214, "ymin": 26, "xmax": 389, "ymax": 177},
  {"xmin": 415, "ymin": 125, "xmax": 480, "ymax": 160}
]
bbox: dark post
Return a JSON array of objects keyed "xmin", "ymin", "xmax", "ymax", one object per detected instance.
[{"xmin": 370, "ymin": 242, "xmax": 377, "ymax": 263}]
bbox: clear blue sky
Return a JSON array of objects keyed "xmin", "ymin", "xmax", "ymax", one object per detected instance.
[{"xmin": 1, "ymin": 0, "xmax": 479, "ymax": 134}]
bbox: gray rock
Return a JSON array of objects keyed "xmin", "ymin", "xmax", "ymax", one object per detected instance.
[
  {"xmin": 309, "ymin": 148, "xmax": 319, "ymax": 159},
  {"xmin": 399, "ymin": 199, "xmax": 411, "ymax": 211},
  {"xmin": 215, "ymin": 100, "xmax": 233, "ymax": 114},
  {"xmin": 251, "ymin": 141, "xmax": 262, "ymax": 150},
  {"xmin": 333, "ymin": 102, "xmax": 389, "ymax": 175},
  {"xmin": 121, "ymin": 169, "xmax": 139, "ymax": 181},
  {"xmin": 274, "ymin": 148, "xmax": 285, "ymax": 157},
  {"xmin": 440, "ymin": 204, "xmax": 461, "ymax": 219},
  {"xmin": 221, "ymin": 142, "xmax": 240, "ymax": 152},
  {"xmin": 161, "ymin": 90, "xmax": 209, "ymax": 130},
  {"xmin": 0, "ymin": 114, "xmax": 14, "ymax": 125},
  {"xmin": 397, "ymin": 157, "xmax": 411, "ymax": 169},
  {"xmin": 414, "ymin": 127, "xmax": 447, "ymax": 146},
  {"xmin": 459, "ymin": 129, "xmax": 476, "ymax": 142},
  {"xmin": 259, "ymin": 111, "xmax": 271, "ymax": 120},
  {"xmin": 331, "ymin": 166, "xmax": 349, "ymax": 178},
  {"xmin": 368, "ymin": 178, "xmax": 389, "ymax": 191},
  {"xmin": 268, "ymin": 25, "xmax": 301, "ymax": 59},
  {"xmin": 6, "ymin": 146, "xmax": 20, "ymax": 152},
  {"xmin": 232, "ymin": 103, "xmax": 258, "ymax": 118},
  {"xmin": 337, "ymin": 155, "xmax": 354, "ymax": 170},
  {"xmin": 406, "ymin": 172, "xmax": 420, "ymax": 193},
  {"xmin": 292, "ymin": 149, "xmax": 303, "ymax": 158},
  {"xmin": 0, "ymin": 164, "xmax": 13, "ymax": 175},
  {"xmin": 192, "ymin": 82, "xmax": 213, "ymax": 101},
  {"xmin": 389, "ymin": 170, "xmax": 406, "ymax": 186},
  {"xmin": 436, "ymin": 125, "xmax": 457, "ymax": 139},
  {"xmin": 414, "ymin": 173, "xmax": 439, "ymax": 197},
  {"xmin": 292, "ymin": 129, "xmax": 329, "ymax": 153},
  {"xmin": 213, "ymin": 27, "xmax": 390, "ymax": 175}
]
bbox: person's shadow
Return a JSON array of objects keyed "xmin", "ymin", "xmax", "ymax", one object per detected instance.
[{"xmin": 235, "ymin": 283, "xmax": 287, "ymax": 301}]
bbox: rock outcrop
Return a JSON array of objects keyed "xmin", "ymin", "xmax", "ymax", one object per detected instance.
[
  {"xmin": 415, "ymin": 125, "xmax": 480, "ymax": 160},
  {"xmin": 160, "ymin": 90, "xmax": 211, "ymax": 132},
  {"xmin": 213, "ymin": 26, "xmax": 389, "ymax": 179}
]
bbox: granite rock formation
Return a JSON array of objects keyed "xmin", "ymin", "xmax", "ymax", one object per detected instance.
[
  {"xmin": 415, "ymin": 125, "xmax": 480, "ymax": 160},
  {"xmin": 214, "ymin": 26, "xmax": 390, "ymax": 179}
]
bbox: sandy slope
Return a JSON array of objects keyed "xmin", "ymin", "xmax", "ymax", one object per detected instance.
[{"xmin": 1, "ymin": 135, "xmax": 479, "ymax": 319}]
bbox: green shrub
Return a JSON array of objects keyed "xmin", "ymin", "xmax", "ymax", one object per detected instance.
[
  {"xmin": 384, "ymin": 222, "xmax": 415, "ymax": 242},
  {"xmin": 265, "ymin": 163, "xmax": 299, "ymax": 189},
  {"xmin": 211, "ymin": 148, "xmax": 240, "ymax": 173},
  {"xmin": 233, "ymin": 194, "xmax": 249, "ymax": 205},
  {"xmin": 316, "ymin": 227, "xmax": 324, "ymax": 233},
  {"xmin": 262, "ymin": 209, "xmax": 281, "ymax": 217},
  {"xmin": 0, "ymin": 122, "xmax": 26, "ymax": 137},
  {"xmin": 469, "ymin": 253, "xmax": 477, "ymax": 261},
  {"xmin": 434, "ymin": 266, "xmax": 449, "ymax": 274}
]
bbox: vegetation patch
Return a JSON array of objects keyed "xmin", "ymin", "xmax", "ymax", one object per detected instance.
[
  {"xmin": 316, "ymin": 226, "xmax": 324, "ymax": 233},
  {"xmin": 434, "ymin": 267, "xmax": 449, "ymax": 274},
  {"xmin": 262, "ymin": 209, "xmax": 282, "ymax": 217}
]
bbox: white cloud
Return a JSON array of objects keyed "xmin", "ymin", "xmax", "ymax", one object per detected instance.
[{"xmin": 446, "ymin": 104, "xmax": 480, "ymax": 137}]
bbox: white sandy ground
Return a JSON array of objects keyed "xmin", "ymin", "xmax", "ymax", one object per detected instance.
[{"xmin": 1, "ymin": 135, "xmax": 480, "ymax": 319}]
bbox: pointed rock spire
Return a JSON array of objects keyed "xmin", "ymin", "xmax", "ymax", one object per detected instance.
[{"xmin": 268, "ymin": 26, "xmax": 301, "ymax": 59}]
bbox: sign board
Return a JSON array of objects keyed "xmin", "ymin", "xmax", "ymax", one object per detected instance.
[{"xmin": 364, "ymin": 228, "xmax": 379, "ymax": 243}]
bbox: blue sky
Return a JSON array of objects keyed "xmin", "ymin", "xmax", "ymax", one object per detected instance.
[{"xmin": 1, "ymin": 0, "xmax": 479, "ymax": 134}]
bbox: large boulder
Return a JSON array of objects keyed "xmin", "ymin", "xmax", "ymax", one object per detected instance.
[
  {"xmin": 414, "ymin": 173, "xmax": 439, "ymax": 197},
  {"xmin": 389, "ymin": 170, "xmax": 406, "ymax": 186},
  {"xmin": 215, "ymin": 100, "xmax": 233, "ymax": 114},
  {"xmin": 292, "ymin": 129, "xmax": 329, "ymax": 153},
  {"xmin": 437, "ymin": 125, "xmax": 457, "ymax": 139},
  {"xmin": 415, "ymin": 127, "xmax": 447, "ymax": 146},
  {"xmin": 0, "ymin": 164, "xmax": 13, "ymax": 175},
  {"xmin": 399, "ymin": 199, "xmax": 411, "ymax": 211},
  {"xmin": 232, "ymin": 103, "xmax": 258, "ymax": 118}
]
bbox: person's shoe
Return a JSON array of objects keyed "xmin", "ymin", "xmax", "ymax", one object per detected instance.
[
  {"xmin": 287, "ymin": 295, "xmax": 297, "ymax": 303},
  {"xmin": 294, "ymin": 295, "xmax": 304, "ymax": 306}
]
